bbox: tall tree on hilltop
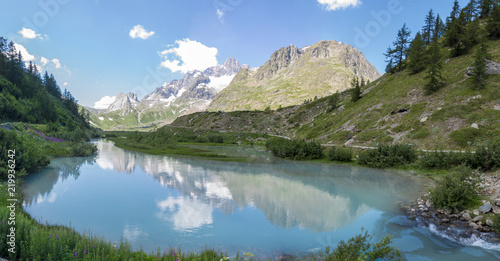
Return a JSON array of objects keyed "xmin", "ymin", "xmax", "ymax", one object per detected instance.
[
  {"xmin": 424, "ymin": 42, "xmax": 445, "ymax": 94},
  {"xmin": 446, "ymin": 10, "xmax": 474, "ymax": 56},
  {"xmin": 422, "ymin": 9, "xmax": 436, "ymax": 44},
  {"xmin": 433, "ymin": 14, "xmax": 445, "ymax": 41},
  {"xmin": 479, "ymin": 0, "xmax": 494, "ymax": 18},
  {"xmin": 384, "ymin": 47, "xmax": 396, "ymax": 74},
  {"xmin": 447, "ymin": 0, "xmax": 462, "ymax": 30},
  {"xmin": 470, "ymin": 40, "xmax": 491, "ymax": 89},
  {"xmin": 351, "ymin": 76, "xmax": 361, "ymax": 102},
  {"xmin": 408, "ymin": 32, "xmax": 427, "ymax": 74},
  {"xmin": 488, "ymin": 2, "xmax": 500, "ymax": 38},
  {"xmin": 386, "ymin": 23, "xmax": 412, "ymax": 72},
  {"xmin": 462, "ymin": 0, "xmax": 479, "ymax": 21},
  {"xmin": 0, "ymin": 37, "xmax": 7, "ymax": 76}
]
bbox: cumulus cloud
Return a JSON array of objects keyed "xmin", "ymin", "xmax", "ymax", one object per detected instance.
[
  {"xmin": 317, "ymin": 0, "xmax": 361, "ymax": 11},
  {"xmin": 18, "ymin": 28, "xmax": 41, "ymax": 39},
  {"xmin": 52, "ymin": 58, "xmax": 61, "ymax": 68},
  {"xmin": 159, "ymin": 39, "xmax": 218, "ymax": 74},
  {"xmin": 40, "ymin": 57, "xmax": 49, "ymax": 66},
  {"xmin": 13, "ymin": 43, "xmax": 35, "ymax": 61},
  {"xmin": 63, "ymin": 82, "xmax": 68, "ymax": 86},
  {"xmin": 94, "ymin": 96, "xmax": 116, "ymax": 109},
  {"xmin": 129, "ymin": 25, "xmax": 155, "ymax": 39}
]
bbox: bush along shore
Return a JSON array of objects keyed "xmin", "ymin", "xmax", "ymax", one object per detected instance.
[{"xmin": 407, "ymin": 167, "xmax": 500, "ymax": 241}]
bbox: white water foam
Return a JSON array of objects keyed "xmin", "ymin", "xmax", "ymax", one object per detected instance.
[{"xmin": 428, "ymin": 223, "xmax": 500, "ymax": 251}]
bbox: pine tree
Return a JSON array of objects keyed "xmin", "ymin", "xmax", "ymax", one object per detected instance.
[
  {"xmin": 479, "ymin": 0, "xmax": 494, "ymax": 18},
  {"xmin": 327, "ymin": 92, "xmax": 340, "ymax": 112},
  {"xmin": 424, "ymin": 42, "xmax": 445, "ymax": 94},
  {"xmin": 462, "ymin": 0, "xmax": 478, "ymax": 21},
  {"xmin": 408, "ymin": 32, "xmax": 427, "ymax": 74},
  {"xmin": 447, "ymin": 0, "xmax": 461, "ymax": 30},
  {"xmin": 387, "ymin": 24, "xmax": 412, "ymax": 71},
  {"xmin": 433, "ymin": 14, "xmax": 445, "ymax": 41},
  {"xmin": 488, "ymin": 2, "xmax": 500, "ymax": 38},
  {"xmin": 422, "ymin": 9, "xmax": 436, "ymax": 44},
  {"xmin": 384, "ymin": 47, "xmax": 395, "ymax": 74},
  {"xmin": 470, "ymin": 41, "xmax": 491, "ymax": 89},
  {"xmin": 446, "ymin": 10, "xmax": 472, "ymax": 56},
  {"xmin": 351, "ymin": 76, "xmax": 361, "ymax": 102}
]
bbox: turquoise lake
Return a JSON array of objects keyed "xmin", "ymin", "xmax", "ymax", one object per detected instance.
[{"xmin": 23, "ymin": 140, "xmax": 500, "ymax": 260}]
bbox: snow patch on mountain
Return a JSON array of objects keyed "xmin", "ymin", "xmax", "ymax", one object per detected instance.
[{"xmin": 208, "ymin": 74, "xmax": 236, "ymax": 93}]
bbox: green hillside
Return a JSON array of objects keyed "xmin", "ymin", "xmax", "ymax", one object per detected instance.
[
  {"xmin": 172, "ymin": 38, "xmax": 500, "ymax": 150},
  {"xmin": 0, "ymin": 36, "xmax": 99, "ymax": 179}
]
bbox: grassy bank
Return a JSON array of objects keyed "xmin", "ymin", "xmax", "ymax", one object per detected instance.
[
  {"xmin": 105, "ymin": 127, "xmax": 270, "ymax": 161},
  {"xmin": 0, "ymin": 123, "xmax": 98, "ymax": 181}
]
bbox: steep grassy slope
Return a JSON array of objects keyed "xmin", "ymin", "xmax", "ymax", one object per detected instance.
[{"xmin": 172, "ymin": 40, "xmax": 500, "ymax": 150}]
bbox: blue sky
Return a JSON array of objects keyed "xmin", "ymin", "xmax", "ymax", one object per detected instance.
[{"xmin": 0, "ymin": 0, "xmax": 470, "ymax": 108}]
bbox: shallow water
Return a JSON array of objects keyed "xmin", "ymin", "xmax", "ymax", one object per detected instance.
[{"xmin": 23, "ymin": 140, "xmax": 500, "ymax": 260}]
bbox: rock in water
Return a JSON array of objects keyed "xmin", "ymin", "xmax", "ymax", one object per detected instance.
[{"xmin": 479, "ymin": 202, "xmax": 493, "ymax": 214}]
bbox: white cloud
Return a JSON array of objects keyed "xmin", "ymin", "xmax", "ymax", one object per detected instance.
[
  {"xmin": 40, "ymin": 57, "xmax": 49, "ymax": 66},
  {"xmin": 216, "ymin": 9, "xmax": 224, "ymax": 22},
  {"xmin": 159, "ymin": 39, "xmax": 218, "ymax": 74},
  {"xmin": 94, "ymin": 96, "xmax": 116, "ymax": 109},
  {"xmin": 317, "ymin": 0, "xmax": 361, "ymax": 11},
  {"xmin": 63, "ymin": 82, "xmax": 68, "ymax": 86},
  {"xmin": 18, "ymin": 28, "xmax": 41, "ymax": 39},
  {"xmin": 13, "ymin": 43, "xmax": 35, "ymax": 61},
  {"xmin": 52, "ymin": 58, "xmax": 61, "ymax": 68},
  {"xmin": 129, "ymin": 25, "xmax": 155, "ymax": 39}
]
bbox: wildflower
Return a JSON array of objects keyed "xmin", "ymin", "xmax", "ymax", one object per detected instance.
[
  {"xmin": 50, "ymin": 235, "xmax": 52, "ymax": 238},
  {"xmin": 74, "ymin": 251, "xmax": 78, "ymax": 259},
  {"xmin": 84, "ymin": 250, "xmax": 87, "ymax": 254},
  {"xmin": 2, "ymin": 220, "xmax": 4, "ymax": 225},
  {"xmin": 92, "ymin": 243, "xmax": 94, "ymax": 248}
]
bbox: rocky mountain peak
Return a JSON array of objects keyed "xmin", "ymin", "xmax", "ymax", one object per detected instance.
[
  {"xmin": 106, "ymin": 92, "xmax": 139, "ymax": 113},
  {"xmin": 255, "ymin": 44, "xmax": 302, "ymax": 80}
]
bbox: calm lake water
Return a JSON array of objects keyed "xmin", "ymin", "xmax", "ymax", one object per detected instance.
[{"xmin": 23, "ymin": 140, "xmax": 500, "ymax": 260}]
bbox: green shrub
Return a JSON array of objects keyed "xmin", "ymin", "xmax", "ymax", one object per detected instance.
[
  {"xmin": 207, "ymin": 134, "xmax": 224, "ymax": 143},
  {"xmin": 358, "ymin": 144, "xmax": 416, "ymax": 168},
  {"xmin": 328, "ymin": 147, "xmax": 353, "ymax": 162},
  {"xmin": 322, "ymin": 229, "xmax": 404, "ymax": 261},
  {"xmin": 266, "ymin": 137, "xmax": 323, "ymax": 160},
  {"xmin": 420, "ymin": 151, "xmax": 472, "ymax": 169},
  {"xmin": 430, "ymin": 165, "xmax": 480, "ymax": 211},
  {"xmin": 420, "ymin": 143, "xmax": 500, "ymax": 171}
]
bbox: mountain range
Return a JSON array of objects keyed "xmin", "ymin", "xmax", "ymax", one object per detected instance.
[
  {"xmin": 88, "ymin": 58, "xmax": 246, "ymax": 129},
  {"xmin": 88, "ymin": 40, "xmax": 380, "ymax": 130}
]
